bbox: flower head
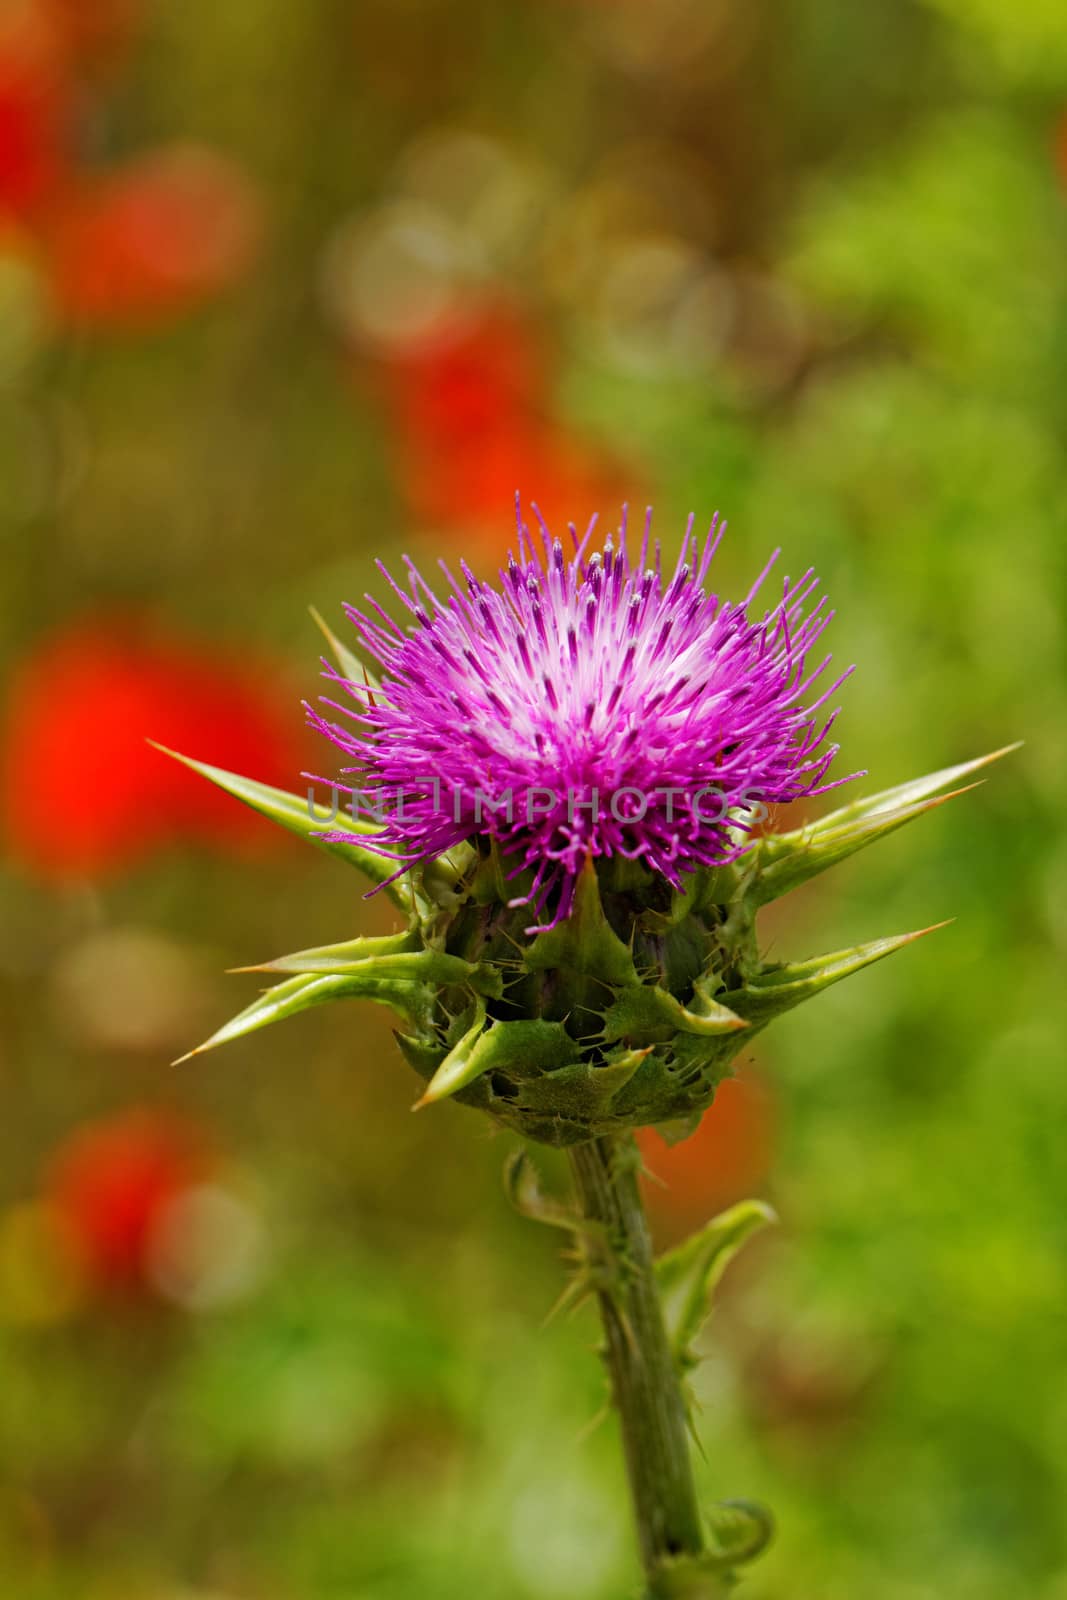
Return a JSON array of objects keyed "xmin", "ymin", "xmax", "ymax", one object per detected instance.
[
  {"xmin": 171, "ymin": 505, "xmax": 1005, "ymax": 1144},
  {"xmin": 309, "ymin": 505, "xmax": 855, "ymax": 926}
]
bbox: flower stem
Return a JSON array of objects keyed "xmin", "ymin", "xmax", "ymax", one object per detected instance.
[{"xmin": 568, "ymin": 1133, "xmax": 707, "ymax": 1590}]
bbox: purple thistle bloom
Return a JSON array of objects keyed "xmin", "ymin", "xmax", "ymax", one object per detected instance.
[{"xmin": 307, "ymin": 505, "xmax": 859, "ymax": 929}]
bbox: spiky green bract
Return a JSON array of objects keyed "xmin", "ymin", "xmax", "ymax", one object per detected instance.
[
  {"xmin": 169, "ymin": 745, "xmax": 1013, "ymax": 1144},
  {"xmin": 148, "ymin": 743, "xmax": 412, "ymax": 909},
  {"xmin": 738, "ymin": 743, "xmax": 1020, "ymax": 908}
]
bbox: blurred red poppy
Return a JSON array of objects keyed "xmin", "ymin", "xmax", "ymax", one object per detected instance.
[
  {"xmin": 377, "ymin": 306, "xmax": 636, "ymax": 544},
  {"xmin": 0, "ymin": 7, "xmax": 69, "ymax": 219},
  {"xmin": 46, "ymin": 144, "xmax": 262, "ymax": 327},
  {"xmin": 638, "ymin": 1072, "xmax": 776, "ymax": 1237},
  {"xmin": 2, "ymin": 615, "xmax": 300, "ymax": 880},
  {"xmin": 380, "ymin": 308, "xmax": 547, "ymax": 444},
  {"xmin": 401, "ymin": 416, "xmax": 631, "ymax": 544},
  {"xmin": 43, "ymin": 1107, "xmax": 210, "ymax": 1292}
]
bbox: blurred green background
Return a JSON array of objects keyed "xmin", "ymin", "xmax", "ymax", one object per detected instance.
[{"xmin": 2, "ymin": 2, "xmax": 1065, "ymax": 1597}]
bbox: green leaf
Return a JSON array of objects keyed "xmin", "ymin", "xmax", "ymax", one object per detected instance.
[
  {"xmin": 525, "ymin": 857, "xmax": 640, "ymax": 990},
  {"xmin": 234, "ymin": 931, "xmax": 418, "ymax": 971},
  {"xmin": 746, "ymin": 744, "xmax": 1019, "ymax": 907},
  {"xmin": 393, "ymin": 1029, "xmax": 445, "ymax": 1079},
  {"xmin": 149, "ymin": 742, "xmax": 411, "ymax": 908},
  {"xmin": 649, "ymin": 1500, "xmax": 774, "ymax": 1591},
  {"xmin": 704, "ymin": 1500, "xmax": 775, "ymax": 1570},
  {"xmin": 506, "ymin": 1047, "xmax": 654, "ymax": 1122},
  {"xmin": 504, "ymin": 1149, "xmax": 586, "ymax": 1232},
  {"xmin": 748, "ymin": 790, "xmax": 971, "ymax": 907},
  {"xmin": 722, "ymin": 924, "xmax": 949, "ymax": 1028},
  {"xmin": 176, "ymin": 970, "xmax": 431, "ymax": 1062},
  {"xmin": 469, "ymin": 1018, "xmax": 581, "ymax": 1074},
  {"xmin": 816, "ymin": 743, "xmax": 1019, "ymax": 826},
  {"xmin": 685, "ymin": 978, "xmax": 752, "ymax": 1035},
  {"xmin": 413, "ymin": 999, "xmax": 488, "ymax": 1107},
  {"xmin": 656, "ymin": 1199, "xmax": 776, "ymax": 1367},
  {"xmin": 234, "ymin": 933, "xmax": 503, "ymax": 998},
  {"xmin": 595, "ymin": 1045, "xmax": 652, "ymax": 1098},
  {"xmin": 601, "ymin": 984, "xmax": 747, "ymax": 1046},
  {"xmin": 646, "ymin": 1491, "xmax": 771, "ymax": 1593},
  {"xmin": 420, "ymin": 1016, "xmax": 580, "ymax": 1111}
]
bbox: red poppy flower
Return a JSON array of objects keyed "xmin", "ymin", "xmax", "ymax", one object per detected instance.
[
  {"xmin": 401, "ymin": 416, "xmax": 631, "ymax": 541},
  {"xmin": 46, "ymin": 144, "xmax": 262, "ymax": 327},
  {"xmin": 2, "ymin": 615, "xmax": 300, "ymax": 880},
  {"xmin": 638, "ymin": 1072, "xmax": 776, "ymax": 1236},
  {"xmin": 376, "ymin": 306, "xmax": 638, "ymax": 544},
  {"xmin": 43, "ymin": 1107, "xmax": 210, "ymax": 1291},
  {"xmin": 380, "ymin": 307, "xmax": 548, "ymax": 445},
  {"xmin": 0, "ymin": 7, "xmax": 69, "ymax": 219}
]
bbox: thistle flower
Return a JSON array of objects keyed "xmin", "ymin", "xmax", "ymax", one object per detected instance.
[
  {"xmin": 165, "ymin": 502, "xmax": 1011, "ymax": 1151},
  {"xmin": 161, "ymin": 502, "xmax": 1012, "ymax": 1596},
  {"xmin": 306, "ymin": 506, "xmax": 857, "ymax": 928}
]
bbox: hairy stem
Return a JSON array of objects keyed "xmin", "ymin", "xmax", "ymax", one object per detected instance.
[{"xmin": 568, "ymin": 1133, "xmax": 706, "ymax": 1589}]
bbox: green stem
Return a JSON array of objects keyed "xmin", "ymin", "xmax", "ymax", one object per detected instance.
[{"xmin": 568, "ymin": 1133, "xmax": 706, "ymax": 1587}]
